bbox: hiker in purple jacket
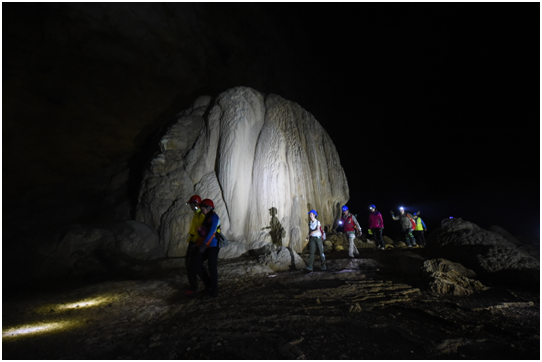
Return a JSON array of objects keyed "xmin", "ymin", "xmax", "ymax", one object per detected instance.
[{"xmin": 369, "ymin": 204, "xmax": 386, "ymax": 250}]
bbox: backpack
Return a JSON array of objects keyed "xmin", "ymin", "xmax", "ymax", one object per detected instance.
[
  {"xmin": 409, "ymin": 217, "xmax": 416, "ymax": 230},
  {"xmin": 320, "ymin": 225, "xmax": 326, "ymax": 240},
  {"xmin": 309, "ymin": 220, "xmax": 326, "ymax": 240},
  {"xmin": 216, "ymin": 231, "xmax": 229, "ymax": 248}
]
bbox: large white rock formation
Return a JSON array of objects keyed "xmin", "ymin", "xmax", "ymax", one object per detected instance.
[{"xmin": 136, "ymin": 87, "xmax": 349, "ymax": 259}]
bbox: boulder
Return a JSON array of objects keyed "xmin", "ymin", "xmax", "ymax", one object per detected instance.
[
  {"xmin": 428, "ymin": 218, "xmax": 539, "ymax": 288},
  {"xmin": 383, "ymin": 235, "xmax": 394, "ymax": 245},
  {"xmin": 258, "ymin": 246, "xmax": 306, "ymax": 271},
  {"xmin": 136, "ymin": 87, "xmax": 349, "ymax": 258},
  {"xmin": 26, "ymin": 220, "xmax": 164, "ymax": 281},
  {"xmin": 488, "ymin": 225, "xmax": 522, "ymax": 246},
  {"xmin": 111, "ymin": 220, "xmax": 164, "ymax": 260},
  {"xmin": 422, "ymin": 258, "xmax": 488, "ymax": 296}
]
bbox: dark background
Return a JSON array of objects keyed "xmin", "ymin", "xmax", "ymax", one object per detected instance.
[{"xmin": 3, "ymin": 3, "xmax": 540, "ymax": 237}]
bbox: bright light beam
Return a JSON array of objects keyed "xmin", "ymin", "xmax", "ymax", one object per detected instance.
[
  {"xmin": 57, "ymin": 298, "xmax": 105, "ymax": 310},
  {"xmin": 2, "ymin": 321, "xmax": 73, "ymax": 339}
]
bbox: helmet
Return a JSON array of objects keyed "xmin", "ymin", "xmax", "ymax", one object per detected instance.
[
  {"xmin": 186, "ymin": 195, "xmax": 202, "ymax": 205},
  {"xmin": 308, "ymin": 209, "xmax": 318, "ymax": 217},
  {"xmin": 342, "ymin": 205, "xmax": 349, "ymax": 212},
  {"xmin": 200, "ymin": 199, "xmax": 215, "ymax": 209},
  {"xmin": 369, "ymin": 204, "xmax": 376, "ymax": 209}
]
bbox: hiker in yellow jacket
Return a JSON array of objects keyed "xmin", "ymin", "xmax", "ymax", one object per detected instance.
[{"xmin": 184, "ymin": 195, "xmax": 206, "ymax": 296}]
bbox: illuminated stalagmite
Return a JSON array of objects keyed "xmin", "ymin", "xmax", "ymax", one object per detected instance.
[{"xmin": 136, "ymin": 87, "xmax": 349, "ymax": 258}]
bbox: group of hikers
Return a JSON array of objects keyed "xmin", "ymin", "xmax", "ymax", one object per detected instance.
[
  {"xmin": 183, "ymin": 194, "xmax": 428, "ymax": 300},
  {"xmin": 305, "ymin": 204, "xmax": 427, "ymax": 272}
]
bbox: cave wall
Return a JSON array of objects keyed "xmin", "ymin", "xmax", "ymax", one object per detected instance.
[{"xmin": 3, "ymin": 3, "xmax": 301, "ymax": 194}]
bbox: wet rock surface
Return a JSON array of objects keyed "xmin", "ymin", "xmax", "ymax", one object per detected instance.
[{"xmin": 3, "ymin": 248, "xmax": 539, "ymax": 360}]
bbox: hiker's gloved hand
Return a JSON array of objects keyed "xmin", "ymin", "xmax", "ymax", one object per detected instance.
[{"xmin": 198, "ymin": 244, "xmax": 206, "ymax": 253}]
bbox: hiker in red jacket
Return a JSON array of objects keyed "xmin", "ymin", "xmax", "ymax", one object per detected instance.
[
  {"xmin": 368, "ymin": 204, "xmax": 385, "ymax": 250},
  {"xmin": 341, "ymin": 205, "xmax": 362, "ymax": 258}
]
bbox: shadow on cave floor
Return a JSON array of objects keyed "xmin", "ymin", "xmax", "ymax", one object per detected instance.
[{"xmin": 2, "ymin": 248, "xmax": 540, "ymax": 360}]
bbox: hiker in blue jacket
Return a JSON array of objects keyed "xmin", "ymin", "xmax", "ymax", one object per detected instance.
[{"xmin": 195, "ymin": 199, "xmax": 221, "ymax": 301}]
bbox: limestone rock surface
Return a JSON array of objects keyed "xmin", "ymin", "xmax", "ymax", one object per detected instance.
[
  {"xmin": 428, "ymin": 218, "xmax": 539, "ymax": 287},
  {"xmin": 27, "ymin": 221, "xmax": 165, "ymax": 281},
  {"xmin": 422, "ymin": 258, "xmax": 488, "ymax": 296},
  {"xmin": 136, "ymin": 87, "xmax": 349, "ymax": 258},
  {"xmin": 258, "ymin": 246, "xmax": 306, "ymax": 271}
]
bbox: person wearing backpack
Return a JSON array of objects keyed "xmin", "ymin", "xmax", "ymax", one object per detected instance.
[
  {"xmin": 305, "ymin": 210, "xmax": 327, "ymax": 271},
  {"xmin": 183, "ymin": 195, "xmax": 206, "ymax": 296},
  {"xmin": 390, "ymin": 207, "xmax": 417, "ymax": 248},
  {"xmin": 368, "ymin": 204, "xmax": 385, "ymax": 250},
  {"xmin": 413, "ymin": 212, "xmax": 427, "ymax": 247},
  {"xmin": 195, "ymin": 198, "xmax": 221, "ymax": 301},
  {"xmin": 340, "ymin": 205, "xmax": 362, "ymax": 258}
]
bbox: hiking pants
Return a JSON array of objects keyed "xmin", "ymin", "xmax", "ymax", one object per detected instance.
[
  {"xmin": 403, "ymin": 229, "xmax": 416, "ymax": 247},
  {"xmin": 371, "ymin": 228, "xmax": 385, "ymax": 248},
  {"xmin": 186, "ymin": 241, "xmax": 199, "ymax": 291},
  {"xmin": 307, "ymin": 236, "xmax": 326, "ymax": 269},
  {"xmin": 347, "ymin": 231, "xmax": 359, "ymax": 257},
  {"xmin": 195, "ymin": 247, "xmax": 220, "ymax": 297},
  {"xmin": 413, "ymin": 230, "xmax": 426, "ymax": 246}
]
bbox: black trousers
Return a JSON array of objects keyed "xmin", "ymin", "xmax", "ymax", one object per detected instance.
[
  {"xmin": 413, "ymin": 230, "xmax": 426, "ymax": 246},
  {"xmin": 403, "ymin": 229, "xmax": 416, "ymax": 246},
  {"xmin": 185, "ymin": 242, "xmax": 200, "ymax": 291},
  {"xmin": 195, "ymin": 247, "xmax": 220, "ymax": 297},
  {"xmin": 371, "ymin": 228, "xmax": 384, "ymax": 248}
]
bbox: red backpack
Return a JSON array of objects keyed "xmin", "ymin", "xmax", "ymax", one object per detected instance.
[{"xmin": 409, "ymin": 217, "xmax": 416, "ymax": 230}]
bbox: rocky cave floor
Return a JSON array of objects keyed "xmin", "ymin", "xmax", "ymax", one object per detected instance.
[{"xmin": 3, "ymin": 248, "xmax": 540, "ymax": 360}]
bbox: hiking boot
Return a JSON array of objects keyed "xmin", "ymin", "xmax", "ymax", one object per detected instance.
[
  {"xmin": 305, "ymin": 267, "xmax": 313, "ymax": 272},
  {"xmin": 321, "ymin": 266, "xmax": 327, "ymax": 271}
]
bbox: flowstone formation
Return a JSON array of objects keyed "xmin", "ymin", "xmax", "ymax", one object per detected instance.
[{"xmin": 136, "ymin": 87, "xmax": 349, "ymax": 259}]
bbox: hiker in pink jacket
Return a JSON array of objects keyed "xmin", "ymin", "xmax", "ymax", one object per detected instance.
[{"xmin": 368, "ymin": 204, "xmax": 386, "ymax": 250}]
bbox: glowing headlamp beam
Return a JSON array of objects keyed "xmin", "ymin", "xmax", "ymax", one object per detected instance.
[{"xmin": 3, "ymin": 322, "xmax": 69, "ymax": 339}]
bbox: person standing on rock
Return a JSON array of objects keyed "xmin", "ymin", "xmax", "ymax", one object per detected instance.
[
  {"xmin": 413, "ymin": 212, "xmax": 427, "ymax": 247},
  {"xmin": 390, "ymin": 207, "xmax": 417, "ymax": 247},
  {"xmin": 340, "ymin": 205, "xmax": 362, "ymax": 257},
  {"xmin": 305, "ymin": 210, "xmax": 326, "ymax": 271},
  {"xmin": 368, "ymin": 204, "xmax": 385, "ymax": 250},
  {"xmin": 196, "ymin": 198, "xmax": 221, "ymax": 301},
  {"xmin": 184, "ymin": 195, "xmax": 206, "ymax": 296}
]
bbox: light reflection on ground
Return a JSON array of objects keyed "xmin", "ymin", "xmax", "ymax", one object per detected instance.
[
  {"xmin": 57, "ymin": 298, "xmax": 105, "ymax": 310},
  {"xmin": 3, "ymin": 294, "xmax": 121, "ymax": 340},
  {"xmin": 2, "ymin": 321, "xmax": 74, "ymax": 339},
  {"xmin": 34, "ymin": 294, "xmax": 120, "ymax": 313}
]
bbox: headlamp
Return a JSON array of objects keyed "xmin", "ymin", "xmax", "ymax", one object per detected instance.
[{"xmin": 339, "ymin": 221, "xmax": 343, "ymax": 225}]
